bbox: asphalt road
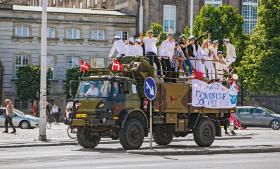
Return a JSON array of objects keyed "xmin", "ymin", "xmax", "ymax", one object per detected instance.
[{"xmin": 0, "ymin": 145, "xmax": 279, "ymax": 169}]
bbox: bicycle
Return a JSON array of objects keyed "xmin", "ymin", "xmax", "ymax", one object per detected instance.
[{"xmin": 67, "ymin": 124, "xmax": 77, "ymax": 139}]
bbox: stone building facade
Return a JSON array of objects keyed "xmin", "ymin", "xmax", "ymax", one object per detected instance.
[
  {"xmin": 1, "ymin": 0, "xmax": 259, "ymax": 34},
  {"xmin": 104, "ymin": 0, "xmax": 257, "ymax": 34},
  {"xmin": 0, "ymin": 4, "xmax": 136, "ymax": 111}
]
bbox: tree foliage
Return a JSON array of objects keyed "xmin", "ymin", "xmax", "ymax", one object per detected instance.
[
  {"xmin": 237, "ymin": 0, "xmax": 280, "ymax": 93},
  {"xmin": 65, "ymin": 67, "xmax": 80, "ymax": 99},
  {"xmin": 16, "ymin": 65, "xmax": 50, "ymax": 101},
  {"xmin": 193, "ymin": 5, "xmax": 246, "ymax": 64},
  {"xmin": 183, "ymin": 26, "xmax": 190, "ymax": 38}
]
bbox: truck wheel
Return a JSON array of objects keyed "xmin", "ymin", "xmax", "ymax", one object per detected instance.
[
  {"xmin": 193, "ymin": 117, "xmax": 216, "ymax": 147},
  {"xmin": 153, "ymin": 125, "xmax": 174, "ymax": 145},
  {"xmin": 119, "ymin": 119, "xmax": 144, "ymax": 150},
  {"xmin": 77, "ymin": 127, "xmax": 100, "ymax": 148}
]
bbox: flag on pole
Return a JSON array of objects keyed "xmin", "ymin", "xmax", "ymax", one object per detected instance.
[
  {"xmin": 112, "ymin": 59, "xmax": 124, "ymax": 72},
  {"xmin": 80, "ymin": 60, "xmax": 91, "ymax": 72}
]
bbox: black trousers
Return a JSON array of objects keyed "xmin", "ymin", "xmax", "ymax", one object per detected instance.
[
  {"xmin": 146, "ymin": 52, "xmax": 162, "ymax": 76},
  {"xmin": 55, "ymin": 113, "xmax": 60, "ymax": 123},
  {"xmin": 161, "ymin": 58, "xmax": 172, "ymax": 82},
  {"xmin": 5, "ymin": 116, "xmax": 16, "ymax": 132}
]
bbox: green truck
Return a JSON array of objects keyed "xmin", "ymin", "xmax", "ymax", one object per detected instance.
[{"xmin": 69, "ymin": 57, "xmax": 234, "ymax": 150}]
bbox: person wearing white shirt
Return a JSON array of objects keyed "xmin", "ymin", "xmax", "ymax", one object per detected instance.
[
  {"xmin": 109, "ymin": 36, "xmax": 126, "ymax": 59},
  {"xmin": 125, "ymin": 38, "xmax": 137, "ymax": 56},
  {"xmin": 135, "ymin": 39, "xmax": 143, "ymax": 56},
  {"xmin": 223, "ymin": 39, "xmax": 237, "ymax": 68},
  {"xmin": 140, "ymin": 30, "xmax": 162, "ymax": 77},
  {"xmin": 86, "ymin": 83, "xmax": 99, "ymax": 96},
  {"xmin": 159, "ymin": 33, "xmax": 175, "ymax": 82},
  {"xmin": 200, "ymin": 39, "xmax": 215, "ymax": 79}
]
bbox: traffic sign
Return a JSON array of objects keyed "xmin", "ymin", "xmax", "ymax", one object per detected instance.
[{"xmin": 144, "ymin": 77, "xmax": 157, "ymax": 101}]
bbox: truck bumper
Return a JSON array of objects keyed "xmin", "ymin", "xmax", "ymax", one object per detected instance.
[{"xmin": 71, "ymin": 119, "xmax": 115, "ymax": 126}]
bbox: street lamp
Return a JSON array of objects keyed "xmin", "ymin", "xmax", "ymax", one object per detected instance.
[
  {"xmin": 39, "ymin": 0, "xmax": 48, "ymax": 141},
  {"xmin": 190, "ymin": 0, "xmax": 194, "ymax": 36}
]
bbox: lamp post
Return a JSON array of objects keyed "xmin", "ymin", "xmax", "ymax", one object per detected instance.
[
  {"xmin": 139, "ymin": 0, "xmax": 144, "ymax": 33},
  {"xmin": 39, "ymin": 0, "xmax": 48, "ymax": 141},
  {"xmin": 190, "ymin": 0, "xmax": 194, "ymax": 35}
]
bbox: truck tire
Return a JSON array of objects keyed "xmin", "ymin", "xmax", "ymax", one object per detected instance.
[
  {"xmin": 153, "ymin": 125, "xmax": 174, "ymax": 145},
  {"xmin": 77, "ymin": 127, "xmax": 100, "ymax": 148},
  {"xmin": 193, "ymin": 117, "xmax": 216, "ymax": 147},
  {"xmin": 119, "ymin": 119, "xmax": 144, "ymax": 150}
]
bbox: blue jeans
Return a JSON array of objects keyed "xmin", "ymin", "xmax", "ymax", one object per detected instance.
[{"xmin": 183, "ymin": 58, "xmax": 193, "ymax": 76}]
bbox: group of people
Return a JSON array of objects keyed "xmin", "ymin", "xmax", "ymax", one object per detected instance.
[{"xmin": 109, "ymin": 30, "xmax": 237, "ymax": 82}]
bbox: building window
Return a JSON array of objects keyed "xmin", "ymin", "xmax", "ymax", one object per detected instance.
[
  {"xmin": 66, "ymin": 56, "xmax": 79, "ymax": 68},
  {"xmin": 204, "ymin": 0, "xmax": 222, "ymax": 7},
  {"xmin": 52, "ymin": 0, "xmax": 56, "ymax": 5},
  {"xmin": 242, "ymin": 0, "xmax": 258, "ymax": 34},
  {"xmin": 47, "ymin": 56, "xmax": 55, "ymax": 80},
  {"xmin": 15, "ymin": 55, "xmax": 29, "ymax": 77},
  {"xmin": 163, "ymin": 5, "xmax": 176, "ymax": 32},
  {"xmin": 66, "ymin": 28, "xmax": 81, "ymax": 39},
  {"xmin": 116, "ymin": 31, "xmax": 128, "ymax": 40},
  {"xmin": 47, "ymin": 27, "xmax": 56, "ymax": 38},
  {"xmin": 92, "ymin": 57, "xmax": 105, "ymax": 68},
  {"xmin": 91, "ymin": 30, "xmax": 105, "ymax": 40},
  {"xmin": 80, "ymin": 2, "xmax": 83, "ymax": 8},
  {"xmin": 15, "ymin": 26, "xmax": 30, "ymax": 37}
]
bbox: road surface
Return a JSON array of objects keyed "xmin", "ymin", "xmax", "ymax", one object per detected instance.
[{"xmin": 0, "ymin": 145, "xmax": 279, "ymax": 169}]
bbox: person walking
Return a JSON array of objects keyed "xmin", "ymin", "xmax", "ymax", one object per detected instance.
[
  {"xmin": 3, "ymin": 99, "xmax": 16, "ymax": 134},
  {"xmin": 159, "ymin": 33, "xmax": 175, "ymax": 82},
  {"xmin": 140, "ymin": 30, "xmax": 162, "ymax": 78},
  {"xmin": 51, "ymin": 103, "xmax": 59, "ymax": 124},
  {"xmin": 108, "ymin": 36, "xmax": 126, "ymax": 60},
  {"xmin": 223, "ymin": 39, "xmax": 237, "ymax": 69}
]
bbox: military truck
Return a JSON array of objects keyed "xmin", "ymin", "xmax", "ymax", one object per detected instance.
[{"xmin": 70, "ymin": 57, "xmax": 234, "ymax": 150}]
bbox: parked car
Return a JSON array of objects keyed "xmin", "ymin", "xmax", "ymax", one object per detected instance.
[
  {"xmin": 236, "ymin": 106, "xmax": 280, "ymax": 130},
  {"xmin": 0, "ymin": 107, "xmax": 39, "ymax": 129}
]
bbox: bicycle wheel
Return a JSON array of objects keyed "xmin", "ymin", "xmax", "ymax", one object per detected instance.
[{"xmin": 67, "ymin": 125, "xmax": 77, "ymax": 139}]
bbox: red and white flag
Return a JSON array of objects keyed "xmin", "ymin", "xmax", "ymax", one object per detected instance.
[
  {"xmin": 80, "ymin": 60, "xmax": 91, "ymax": 72},
  {"xmin": 112, "ymin": 59, "xmax": 124, "ymax": 72}
]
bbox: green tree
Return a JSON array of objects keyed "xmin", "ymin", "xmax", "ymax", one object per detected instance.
[
  {"xmin": 193, "ymin": 5, "xmax": 245, "ymax": 64},
  {"xmin": 16, "ymin": 65, "xmax": 51, "ymax": 101},
  {"xmin": 237, "ymin": 0, "xmax": 280, "ymax": 93},
  {"xmin": 183, "ymin": 26, "xmax": 190, "ymax": 38},
  {"xmin": 65, "ymin": 67, "xmax": 80, "ymax": 99}
]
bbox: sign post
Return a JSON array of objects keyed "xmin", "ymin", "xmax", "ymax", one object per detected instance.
[{"xmin": 144, "ymin": 77, "xmax": 157, "ymax": 150}]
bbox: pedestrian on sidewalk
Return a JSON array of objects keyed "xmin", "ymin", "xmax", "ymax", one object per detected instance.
[
  {"xmin": 3, "ymin": 99, "xmax": 16, "ymax": 134},
  {"xmin": 51, "ymin": 103, "xmax": 59, "ymax": 124}
]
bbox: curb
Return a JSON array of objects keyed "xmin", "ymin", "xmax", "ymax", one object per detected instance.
[
  {"xmin": 127, "ymin": 146, "xmax": 280, "ymax": 156},
  {"xmin": 0, "ymin": 136, "xmax": 252, "ymax": 149},
  {"xmin": 0, "ymin": 142, "xmax": 77, "ymax": 149}
]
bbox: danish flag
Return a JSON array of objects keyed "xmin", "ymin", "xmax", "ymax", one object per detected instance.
[
  {"xmin": 112, "ymin": 59, "xmax": 124, "ymax": 72},
  {"xmin": 193, "ymin": 70, "xmax": 204, "ymax": 80},
  {"xmin": 80, "ymin": 60, "xmax": 91, "ymax": 72}
]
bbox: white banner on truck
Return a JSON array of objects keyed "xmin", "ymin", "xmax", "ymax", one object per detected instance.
[{"xmin": 192, "ymin": 79, "xmax": 238, "ymax": 108}]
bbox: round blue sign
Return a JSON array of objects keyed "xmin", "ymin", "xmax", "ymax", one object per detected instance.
[{"xmin": 144, "ymin": 77, "xmax": 157, "ymax": 101}]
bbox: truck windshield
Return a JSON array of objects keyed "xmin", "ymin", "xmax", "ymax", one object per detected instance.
[{"xmin": 77, "ymin": 80, "xmax": 111, "ymax": 98}]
